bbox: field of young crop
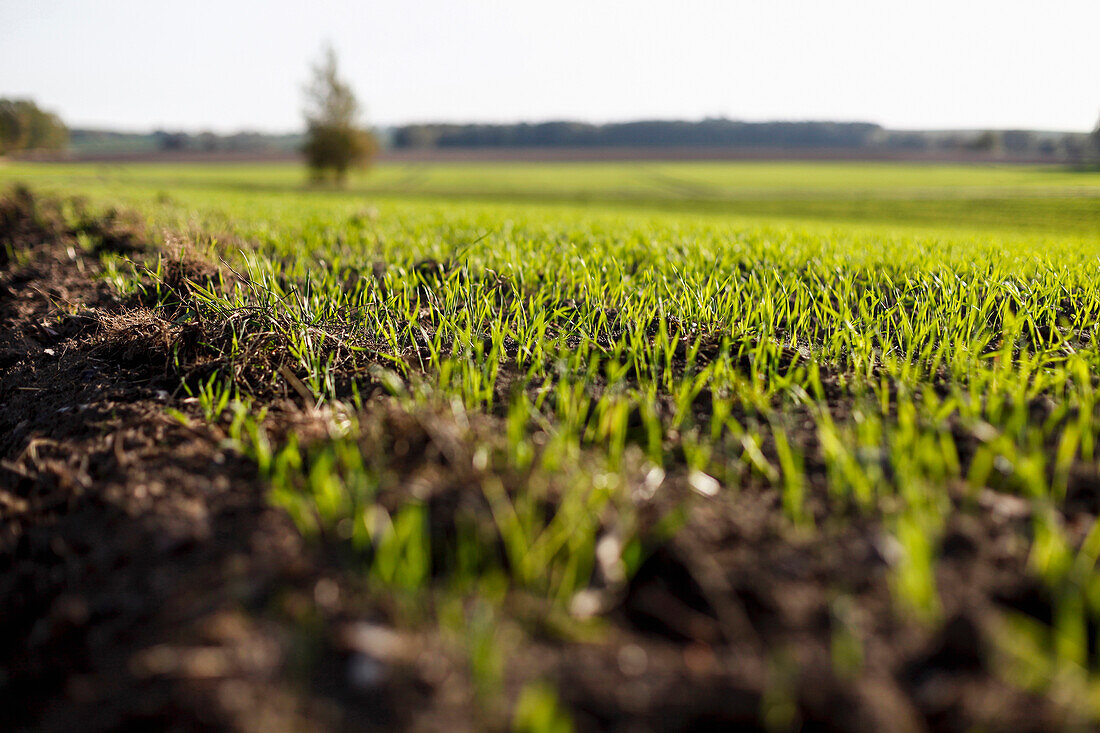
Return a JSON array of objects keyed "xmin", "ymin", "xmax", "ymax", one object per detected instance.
[
  {"xmin": 6, "ymin": 159, "xmax": 1100, "ymax": 234},
  {"xmin": 1, "ymin": 160, "xmax": 1099, "ymax": 730}
]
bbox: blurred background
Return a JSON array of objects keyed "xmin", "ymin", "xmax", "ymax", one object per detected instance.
[{"xmin": 2, "ymin": 0, "xmax": 1098, "ymax": 164}]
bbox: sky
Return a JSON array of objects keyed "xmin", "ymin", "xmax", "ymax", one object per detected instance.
[{"xmin": 2, "ymin": 0, "xmax": 1098, "ymax": 134}]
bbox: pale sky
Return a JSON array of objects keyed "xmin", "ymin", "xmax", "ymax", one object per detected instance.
[{"xmin": 2, "ymin": 0, "xmax": 1097, "ymax": 133}]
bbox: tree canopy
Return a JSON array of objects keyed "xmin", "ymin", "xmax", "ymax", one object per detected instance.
[
  {"xmin": 0, "ymin": 99, "xmax": 68, "ymax": 155},
  {"xmin": 301, "ymin": 47, "xmax": 375, "ymax": 183}
]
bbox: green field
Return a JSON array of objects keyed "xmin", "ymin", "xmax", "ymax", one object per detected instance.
[
  {"xmin": 3, "ymin": 160, "xmax": 1100, "ymax": 728},
  {"xmin": 5, "ymin": 159, "xmax": 1100, "ymax": 234}
]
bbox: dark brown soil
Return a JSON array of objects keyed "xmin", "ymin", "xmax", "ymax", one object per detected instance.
[
  {"xmin": 0, "ymin": 193, "xmax": 330, "ymax": 731},
  {"xmin": 0, "ymin": 194, "xmax": 459, "ymax": 732},
  {"xmin": 0, "ymin": 190, "xmax": 1083, "ymax": 732}
]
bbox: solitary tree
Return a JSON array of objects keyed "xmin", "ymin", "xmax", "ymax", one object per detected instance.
[{"xmin": 302, "ymin": 46, "xmax": 376, "ymax": 184}]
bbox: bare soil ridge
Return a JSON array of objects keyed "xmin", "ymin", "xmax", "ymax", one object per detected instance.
[{"xmin": 0, "ymin": 191, "xmax": 348, "ymax": 731}]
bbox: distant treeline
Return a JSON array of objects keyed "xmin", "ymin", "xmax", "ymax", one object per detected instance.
[
  {"xmin": 392, "ymin": 120, "xmax": 882, "ymax": 149},
  {"xmin": 69, "ymin": 129, "xmax": 304, "ymax": 155},
  {"xmin": 51, "ymin": 118, "xmax": 1100, "ymax": 163},
  {"xmin": 0, "ymin": 99, "xmax": 67, "ymax": 154},
  {"xmin": 390, "ymin": 119, "xmax": 1094, "ymax": 159},
  {"xmin": 6, "ymin": 92, "xmax": 1094, "ymax": 162}
]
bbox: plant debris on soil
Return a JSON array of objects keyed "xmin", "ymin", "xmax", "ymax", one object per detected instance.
[
  {"xmin": 0, "ymin": 191, "xmax": 333, "ymax": 731},
  {"xmin": 0, "ymin": 188, "xmax": 1089, "ymax": 732}
]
